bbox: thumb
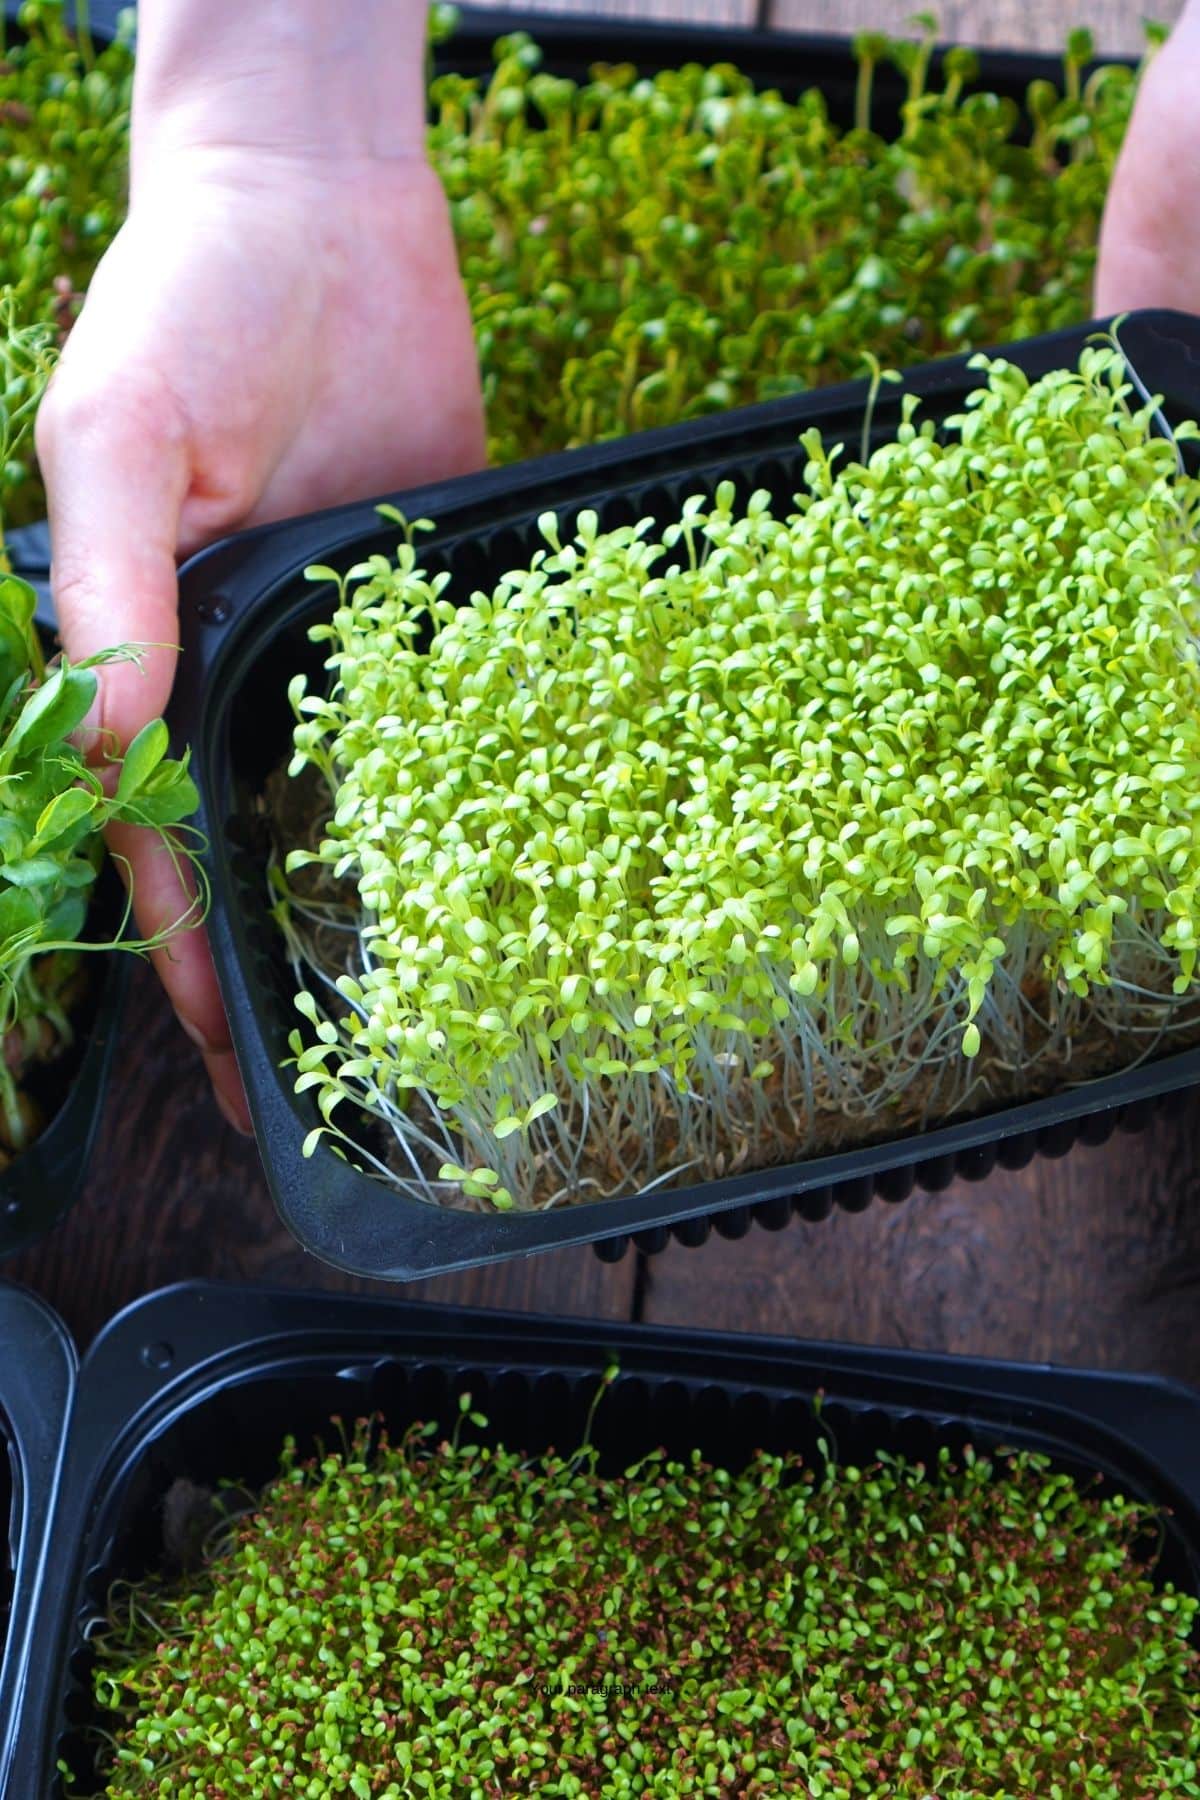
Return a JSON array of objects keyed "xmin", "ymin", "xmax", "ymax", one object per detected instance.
[{"xmin": 35, "ymin": 361, "xmax": 189, "ymax": 751}]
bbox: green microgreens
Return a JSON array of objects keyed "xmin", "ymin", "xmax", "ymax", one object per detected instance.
[
  {"xmin": 279, "ymin": 338, "xmax": 1200, "ymax": 1212},
  {"xmin": 0, "ymin": 0, "xmax": 134, "ymax": 523},
  {"xmin": 434, "ymin": 20, "xmax": 1142, "ymax": 464},
  {"xmin": 0, "ymin": 6, "xmax": 1159, "ymax": 519},
  {"xmin": 77, "ymin": 1412, "xmax": 1200, "ymax": 1797},
  {"xmin": 0, "ymin": 295, "xmax": 203, "ymax": 1155}
]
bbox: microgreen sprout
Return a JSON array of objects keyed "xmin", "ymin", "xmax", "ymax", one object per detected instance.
[
  {"xmin": 77, "ymin": 1411, "xmax": 1200, "ymax": 1796},
  {"xmin": 280, "ymin": 339, "xmax": 1200, "ymax": 1211}
]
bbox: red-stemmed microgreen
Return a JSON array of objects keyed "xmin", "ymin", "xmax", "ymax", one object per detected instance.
[{"xmin": 75, "ymin": 1412, "xmax": 1200, "ymax": 1796}]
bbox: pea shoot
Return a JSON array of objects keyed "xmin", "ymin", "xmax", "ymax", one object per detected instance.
[
  {"xmin": 0, "ymin": 5, "xmax": 1158, "ymax": 518},
  {"xmin": 436, "ymin": 21, "xmax": 1143, "ymax": 464}
]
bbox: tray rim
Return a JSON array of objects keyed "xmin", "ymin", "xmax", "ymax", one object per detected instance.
[
  {"xmin": 169, "ymin": 310, "xmax": 1200, "ymax": 1277},
  {"xmin": 0, "ymin": 1282, "xmax": 76, "ymax": 1800},
  {"xmin": 17, "ymin": 1279, "xmax": 1200, "ymax": 1796}
]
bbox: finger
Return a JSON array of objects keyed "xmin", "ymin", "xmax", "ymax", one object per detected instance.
[
  {"xmin": 1095, "ymin": 127, "xmax": 1197, "ymax": 316},
  {"xmin": 106, "ymin": 816, "xmax": 252, "ymax": 1135},
  {"xmin": 36, "ymin": 357, "xmax": 190, "ymax": 753},
  {"xmin": 1095, "ymin": 12, "xmax": 1200, "ymax": 315}
]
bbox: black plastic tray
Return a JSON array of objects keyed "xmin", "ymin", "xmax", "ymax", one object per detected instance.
[
  {"xmin": 440, "ymin": 5, "xmax": 1114, "ymax": 120},
  {"xmin": 11, "ymin": 1281, "xmax": 1200, "ymax": 1796},
  {"xmin": 0, "ymin": 805, "xmax": 130, "ymax": 1263},
  {"xmin": 0, "ymin": 7, "xmax": 1148, "ymax": 1275},
  {"xmin": 166, "ymin": 308, "xmax": 1200, "ymax": 1279},
  {"xmin": 0, "ymin": 1281, "xmax": 75, "ymax": 1800}
]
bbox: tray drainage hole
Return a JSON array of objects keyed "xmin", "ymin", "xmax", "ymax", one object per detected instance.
[{"xmin": 140, "ymin": 1340, "xmax": 175, "ymax": 1372}]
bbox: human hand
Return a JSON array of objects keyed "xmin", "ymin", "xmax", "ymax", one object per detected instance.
[
  {"xmin": 1096, "ymin": 2, "xmax": 1200, "ymax": 315},
  {"xmin": 36, "ymin": 5, "xmax": 486, "ymax": 1132}
]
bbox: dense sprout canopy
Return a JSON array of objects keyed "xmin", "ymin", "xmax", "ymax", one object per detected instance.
[
  {"xmin": 0, "ymin": 0, "xmax": 134, "ymax": 520},
  {"xmin": 0, "ymin": 3, "xmax": 1146, "ymax": 515},
  {"xmin": 433, "ymin": 23, "xmax": 1138, "ymax": 462},
  {"xmin": 83, "ymin": 1419, "xmax": 1200, "ymax": 1797},
  {"xmin": 283, "ymin": 342, "xmax": 1200, "ymax": 1211}
]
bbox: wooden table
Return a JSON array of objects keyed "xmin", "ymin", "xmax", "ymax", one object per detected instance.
[{"xmin": 11, "ymin": 0, "xmax": 1200, "ymax": 1384}]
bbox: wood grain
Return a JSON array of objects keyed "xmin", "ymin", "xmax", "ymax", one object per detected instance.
[
  {"xmin": 5, "ymin": 967, "xmax": 635, "ymax": 1350},
  {"xmin": 762, "ymin": 0, "xmax": 1182, "ymax": 56},
  {"xmin": 638, "ymin": 1102, "xmax": 1200, "ymax": 1387}
]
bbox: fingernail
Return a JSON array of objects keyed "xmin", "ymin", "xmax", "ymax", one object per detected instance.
[
  {"xmin": 180, "ymin": 1016, "xmax": 214, "ymax": 1056},
  {"xmin": 215, "ymin": 1086, "xmax": 253, "ymax": 1137}
]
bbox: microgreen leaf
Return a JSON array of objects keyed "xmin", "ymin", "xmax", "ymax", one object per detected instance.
[
  {"xmin": 29, "ymin": 786, "xmax": 96, "ymax": 852},
  {"xmin": 4, "ymin": 665, "xmax": 96, "ymax": 760},
  {"xmin": 114, "ymin": 717, "xmax": 169, "ymax": 805}
]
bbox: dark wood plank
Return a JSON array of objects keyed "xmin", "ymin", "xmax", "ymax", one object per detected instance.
[
  {"xmin": 6, "ymin": 965, "xmax": 635, "ymax": 1349},
  {"xmin": 763, "ymin": 0, "xmax": 1181, "ymax": 57},
  {"xmin": 639, "ymin": 1104, "xmax": 1200, "ymax": 1386}
]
